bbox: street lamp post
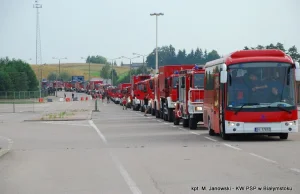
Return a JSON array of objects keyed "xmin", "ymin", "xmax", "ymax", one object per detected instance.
[
  {"xmin": 121, "ymin": 56, "xmax": 140, "ymax": 83},
  {"xmin": 150, "ymin": 12, "xmax": 164, "ymax": 74},
  {"xmin": 108, "ymin": 57, "xmax": 122, "ymax": 86},
  {"xmin": 52, "ymin": 57, "xmax": 67, "ymax": 80},
  {"xmin": 133, "ymin": 53, "xmax": 147, "ymax": 74},
  {"xmin": 81, "ymin": 56, "xmax": 91, "ymax": 81},
  {"xmin": 52, "ymin": 57, "xmax": 67, "ymax": 97}
]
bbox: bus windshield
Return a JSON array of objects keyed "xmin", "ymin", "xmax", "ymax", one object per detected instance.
[
  {"xmin": 194, "ymin": 73, "xmax": 204, "ymax": 88},
  {"xmin": 227, "ymin": 62, "xmax": 295, "ymax": 109}
]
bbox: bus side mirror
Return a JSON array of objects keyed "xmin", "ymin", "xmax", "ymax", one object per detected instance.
[
  {"xmin": 295, "ymin": 62, "xmax": 300, "ymax": 81},
  {"xmin": 220, "ymin": 70, "xmax": 227, "ymax": 83}
]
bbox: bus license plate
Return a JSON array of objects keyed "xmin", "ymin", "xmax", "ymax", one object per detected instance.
[{"xmin": 254, "ymin": 127, "xmax": 271, "ymax": 132}]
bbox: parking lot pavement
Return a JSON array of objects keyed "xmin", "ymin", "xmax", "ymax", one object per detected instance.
[
  {"xmin": 0, "ymin": 99, "xmax": 299, "ymax": 194},
  {"xmin": 89, "ymin": 102, "xmax": 300, "ymax": 194}
]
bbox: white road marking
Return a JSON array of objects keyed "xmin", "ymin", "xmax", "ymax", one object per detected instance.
[
  {"xmin": 223, "ymin": 143, "xmax": 242, "ymax": 151},
  {"xmin": 88, "ymin": 120, "xmax": 142, "ymax": 194},
  {"xmin": 110, "ymin": 152, "xmax": 142, "ymax": 194},
  {"xmin": 290, "ymin": 168, "xmax": 300, "ymax": 173},
  {"xmin": 172, "ymin": 126, "xmax": 177, "ymax": 128},
  {"xmin": 190, "ymin": 131, "xmax": 200, "ymax": 135},
  {"xmin": 249, "ymin": 153, "xmax": 278, "ymax": 164},
  {"xmin": 88, "ymin": 120, "xmax": 107, "ymax": 144},
  {"xmin": 205, "ymin": 137, "xmax": 218, "ymax": 142},
  {"xmin": 163, "ymin": 122, "xmax": 168, "ymax": 125},
  {"xmin": 0, "ymin": 136, "xmax": 13, "ymax": 158}
]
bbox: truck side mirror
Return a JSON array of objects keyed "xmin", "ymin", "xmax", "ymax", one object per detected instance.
[
  {"xmin": 295, "ymin": 62, "xmax": 300, "ymax": 81},
  {"xmin": 220, "ymin": 70, "xmax": 227, "ymax": 83}
]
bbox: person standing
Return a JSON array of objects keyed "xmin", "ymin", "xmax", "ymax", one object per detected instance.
[{"xmin": 144, "ymin": 94, "xmax": 150, "ymax": 116}]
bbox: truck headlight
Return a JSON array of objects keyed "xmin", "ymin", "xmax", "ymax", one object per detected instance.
[{"xmin": 195, "ymin": 106, "xmax": 202, "ymax": 111}]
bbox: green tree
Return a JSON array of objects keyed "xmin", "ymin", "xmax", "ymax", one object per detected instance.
[
  {"xmin": 100, "ymin": 64, "xmax": 111, "ymax": 79},
  {"xmin": 60, "ymin": 72, "xmax": 71, "ymax": 81},
  {"xmin": 0, "ymin": 71, "xmax": 12, "ymax": 91},
  {"xmin": 86, "ymin": 55, "xmax": 108, "ymax": 64},
  {"xmin": 110, "ymin": 69, "xmax": 118, "ymax": 85},
  {"xmin": 287, "ymin": 46, "xmax": 300, "ymax": 63},
  {"xmin": 47, "ymin": 72, "xmax": 57, "ymax": 81}
]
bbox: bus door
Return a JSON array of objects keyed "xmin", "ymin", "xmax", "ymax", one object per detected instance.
[{"xmin": 213, "ymin": 74, "xmax": 220, "ymax": 133}]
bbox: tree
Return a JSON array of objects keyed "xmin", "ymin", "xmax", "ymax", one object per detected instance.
[
  {"xmin": 287, "ymin": 46, "xmax": 300, "ymax": 63},
  {"xmin": 47, "ymin": 72, "xmax": 57, "ymax": 81},
  {"xmin": 86, "ymin": 55, "xmax": 108, "ymax": 64},
  {"xmin": 59, "ymin": 72, "xmax": 71, "ymax": 81},
  {"xmin": 110, "ymin": 69, "xmax": 118, "ymax": 85},
  {"xmin": 0, "ymin": 71, "xmax": 12, "ymax": 91},
  {"xmin": 100, "ymin": 64, "xmax": 111, "ymax": 79}
]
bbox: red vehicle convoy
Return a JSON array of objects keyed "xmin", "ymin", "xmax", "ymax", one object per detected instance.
[
  {"xmin": 173, "ymin": 66, "xmax": 205, "ymax": 129},
  {"xmin": 155, "ymin": 65, "xmax": 195, "ymax": 122},
  {"xmin": 203, "ymin": 49, "xmax": 300, "ymax": 140},
  {"xmin": 131, "ymin": 75, "xmax": 151, "ymax": 110}
]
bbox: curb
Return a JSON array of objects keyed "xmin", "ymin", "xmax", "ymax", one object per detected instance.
[
  {"xmin": 0, "ymin": 136, "xmax": 13, "ymax": 159},
  {"xmin": 23, "ymin": 118, "xmax": 88, "ymax": 122}
]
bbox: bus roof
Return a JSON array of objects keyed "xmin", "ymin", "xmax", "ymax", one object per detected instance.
[{"xmin": 204, "ymin": 49, "xmax": 294, "ymax": 68}]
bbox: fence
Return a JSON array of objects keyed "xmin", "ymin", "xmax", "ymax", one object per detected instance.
[
  {"xmin": 0, "ymin": 91, "xmax": 49, "ymax": 113},
  {"xmin": 0, "ymin": 91, "xmax": 48, "ymax": 100}
]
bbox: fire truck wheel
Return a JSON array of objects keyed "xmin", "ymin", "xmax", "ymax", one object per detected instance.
[
  {"xmin": 173, "ymin": 112, "xmax": 179, "ymax": 125},
  {"xmin": 208, "ymin": 119, "xmax": 215, "ymax": 136},
  {"xmin": 279, "ymin": 133, "xmax": 288, "ymax": 140},
  {"xmin": 151, "ymin": 108, "xmax": 155, "ymax": 116},
  {"xmin": 189, "ymin": 118, "xmax": 197, "ymax": 130},
  {"xmin": 168, "ymin": 109, "xmax": 173, "ymax": 122},
  {"xmin": 155, "ymin": 110, "xmax": 160, "ymax": 118},
  {"xmin": 183, "ymin": 119, "xmax": 189, "ymax": 127}
]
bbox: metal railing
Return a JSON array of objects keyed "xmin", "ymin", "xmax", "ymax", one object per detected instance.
[{"xmin": 0, "ymin": 91, "xmax": 48, "ymax": 100}]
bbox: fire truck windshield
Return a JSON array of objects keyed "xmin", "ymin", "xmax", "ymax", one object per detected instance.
[
  {"xmin": 193, "ymin": 74, "xmax": 204, "ymax": 88},
  {"xmin": 227, "ymin": 62, "xmax": 295, "ymax": 110},
  {"xmin": 172, "ymin": 77, "xmax": 179, "ymax": 88}
]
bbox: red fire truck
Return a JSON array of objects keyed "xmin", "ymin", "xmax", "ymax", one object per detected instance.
[
  {"xmin": 173, "ymin": 65, "xmax": 205, "ymax": 129},
  {"xmin": 155, "ymin": 65, "xmax": 195, "ymax": 121},
  {"xmin": 118, "ymin": 83, "xmax": 131, "ymax": 105},
  {"xmin": 203, "ymin": 49, "xmax": 300, "ymax": 140},
  {"xmin": 139, "ymin": 77, "xmax": 155, "ymax": 113},
  {"xmin": 131, "ymin": 74, "xmax": 151, "ymax": 111},
  {"xmin": 64, "ymin": 81, "xmax": 72, "ymax": 92}
]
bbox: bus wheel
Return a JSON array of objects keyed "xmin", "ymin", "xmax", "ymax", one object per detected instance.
[
  {"xmin": 280, "ymin": 133, "xmax": 288, "ymax": 140},
  {"xmin": 220, "ymin": 124, "xmax": 230, "ymax": 140},
  {"xmin": 183, "ymin": 119, "xmax": 189, "ymax": 127},
  {"xmin": 208, "ymin": 119, "xmax": 215, "ymax": 136},
  {"xmin": 189, "ymin": 117, "xmax": 197, "ymax": 130}
]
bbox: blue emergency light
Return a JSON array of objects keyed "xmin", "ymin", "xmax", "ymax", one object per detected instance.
[{"xmin": 174, "ymin": 70, "xmax": 179, "ymax": 74}]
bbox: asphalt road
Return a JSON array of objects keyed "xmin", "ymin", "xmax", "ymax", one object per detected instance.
[{"xmin": 0, "ymin": 97, "xmax": 299, "ymax": 194}]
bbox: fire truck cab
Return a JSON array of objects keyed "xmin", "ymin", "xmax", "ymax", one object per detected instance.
[{"xmin": 174, "ymin": 65, "xmax": 205, "ymax": 129}]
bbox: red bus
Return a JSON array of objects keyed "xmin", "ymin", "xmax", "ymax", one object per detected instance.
[{"xmin": 203, "ymin": 49, "xmax": 300, "ymax": 140}]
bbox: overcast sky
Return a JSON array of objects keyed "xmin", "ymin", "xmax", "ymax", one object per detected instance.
[{"xmin": 0, "ymin": 0, "xmax": 299, "ymax": 65}]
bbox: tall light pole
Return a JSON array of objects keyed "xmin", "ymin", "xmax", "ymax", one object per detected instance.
[
  {"xmin": 133, "ymin": 53, "xmax": 147, "ymax": 74},
  {"xmin": 150, "ymin": 12, "xmax": 164, "ymax": 74},
  {"xmin": 108, "ymin": 57, "xmax": 122, "ymax": 86},
  {"xmin": 121, "ymin": 56, "xmax": 140, "ymax": 83},
  {"xmin": 52, "ymin": 57, "xmax": 67, "ymax": 97},
  {"xmin": 52, "ymin": 57, "xmax": 67, "ymax": 80},
  {"xmin": 33, "ymin": 0, "xmax": 43, "ymax": 98},
  {"xmin": 81, "ymin": 56, "xmax": 91, "ymax": 81}
]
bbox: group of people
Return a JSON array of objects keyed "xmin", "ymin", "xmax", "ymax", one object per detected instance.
[
  {"xmin": 121, "ymin": 93, "xmax": 150, "ymax": 116},
  {"xmin": 230, "ymin": 69, "xmax": 289, "ymax": 105}
]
